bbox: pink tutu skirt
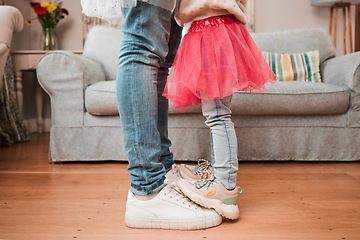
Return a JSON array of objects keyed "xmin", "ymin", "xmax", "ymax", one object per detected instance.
[{"xmin": 163, "ymin": 15, "xmax": 278, "ymax": 110}]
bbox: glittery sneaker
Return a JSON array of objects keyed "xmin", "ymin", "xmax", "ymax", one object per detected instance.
[
  {"xmin": 178, "ymin": 159, "xmax": 214, "ymax": 181},
  {"xmin": 125, "ymin": 185, "xmax": 222, "ymax": 230},
  {"xmin": 165, "ymin": 160, "xmax": 214, "ymax": 187},
  {"xmin": 177, "ymin": 178, "xmax": 240, "ymax": 220}
]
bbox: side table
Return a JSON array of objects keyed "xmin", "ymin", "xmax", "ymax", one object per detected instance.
[
  {"xmin": 311, "ymin": 0, "xmax": 360, "ymax": 54},
  {"xmin": 11, "ymin": 50, "xmax": 82, "ymax": 133},
  {"xmin": 329, "ymin": 2, "xmax": 353, "ymax": 54}
]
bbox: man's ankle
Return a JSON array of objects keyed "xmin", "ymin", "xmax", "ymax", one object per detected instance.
[{"xmin": 134, "ymin": 191, "xmax": 159, "ymax": 201}]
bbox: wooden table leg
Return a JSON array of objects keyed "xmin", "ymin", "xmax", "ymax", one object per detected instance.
[
  {"xmin": 330, "ymin": 7, "xmax": 334, "ymax": 35},
  {"xmin": 356, "ymin": 5, "xmax": 359, "ymax": 51},
  {"xmin": 348, "ymin": 5, "xmax": 353, "ymax": 53},
  {"xmin": 330, "ymin": 2, "xmax": 354, "ymax": 54},
  {"xmin": 14, "ymin": 70, "xmax": 23, "ymax": 117},
  {"xmin": 334, "ymin": 6, "xmax": 338, "ymax": 48},
  {"xmin": 343, "ymin": 6, "xmax": 347, "ymax": 55},
  {"xmin": 35, "ymin": 85, "xmax": 43, "ymax": 134}
]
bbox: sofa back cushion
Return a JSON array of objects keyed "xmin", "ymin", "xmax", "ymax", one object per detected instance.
[
  {"xmin": 252, "ymin": 28, "xmax": 335, "ymax": 66},
  {"xmin": 83, "ymin": 25, "xmax": 122, "ymax": 81}
]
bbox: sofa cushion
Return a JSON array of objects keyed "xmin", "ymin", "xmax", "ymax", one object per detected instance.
[
  {"xmin": 85, "ymin": 81, "xmax": 349, "ymax": 116},
  {"xmin": 85, "ymin": 80, "xmax": 118, "ymax": 116},
  {"xmin": 83, "ymin": 26, "xmax": 122, "ymax": 81},
  {"xmin": 262, "ymin": 50, "xmax": 321, "ymax": 82},
  {"xmin": 230, "ymin": 82, "xmax": 349, "ymax": 115}
]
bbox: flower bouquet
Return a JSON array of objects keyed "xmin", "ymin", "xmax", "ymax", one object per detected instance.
[{"xmin": 25, "ymin": 1, "xmax": 69, "ymax": 50}]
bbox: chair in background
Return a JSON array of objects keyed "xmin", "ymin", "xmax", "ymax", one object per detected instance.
[
  {"xmin": 0, "ymin": 5, "xmax": 24, "ymax": 90},
  {"xmin": 0, "ymin": 5, "xmax": 29, "ymax": 146}
]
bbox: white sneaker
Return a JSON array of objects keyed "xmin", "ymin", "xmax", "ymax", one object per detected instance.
[
  {"xmin": 125, "ymin": 185, "xmax": 222, "ymax": 230},
  {"xmin": 164, "ymin": 164, "xmax": 181, "ymax": 188}
]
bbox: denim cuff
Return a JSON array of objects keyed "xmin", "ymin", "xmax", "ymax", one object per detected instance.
[{"xmin": 130, "ymin": 177, "xmax": 167, "ymax": 196}]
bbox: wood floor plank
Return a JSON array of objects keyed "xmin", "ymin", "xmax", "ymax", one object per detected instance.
[{"xmin": 0, "ymin": 133, "xmax": 360, "ymax": 240}]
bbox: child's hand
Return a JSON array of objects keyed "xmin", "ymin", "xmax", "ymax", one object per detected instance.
[
  {"xmin": 175, "ymin": 0, "xmax": 249, "ymax": 27},
  {"xmin": 207, "ymin": 0, "xmax": 249, "ymax": 24}
]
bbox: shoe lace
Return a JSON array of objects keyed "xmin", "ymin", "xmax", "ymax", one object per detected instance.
[
  {"xmin": 192, "ymin": 160, "xmax": 243, "ymax": 193},
  {"xmin": 193, "ymin": 159, "xmax": 215, "ymax": 189},
  {"xmin": 163, "ymin": 185, "xmax": 198, "ymax": 208},
  {"xmin": 193, "ymin": 159, "xmax": 211, "ymax": 175}
]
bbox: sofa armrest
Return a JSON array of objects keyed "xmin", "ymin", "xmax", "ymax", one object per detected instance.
[
  {"xmin": 321, "ymin": 52, "xmax": 360, "ymax": 126},
  {"xmin": 321, "ymin": 52, "xmax": 360, "ymax": 90},
  {"xmin": 37, "ymin": 51, "xmax": 106, "ymax": 127}
]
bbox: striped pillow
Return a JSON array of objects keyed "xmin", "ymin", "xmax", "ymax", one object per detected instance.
[{"xmin": 262, "ymin": 50, "xmax": 321, "ymax": 82}]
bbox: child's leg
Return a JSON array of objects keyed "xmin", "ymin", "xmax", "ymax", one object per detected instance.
[
  {"xmin": 201, "ymin": 95, "xmax": 238, "ymax": 190},
  {"xmin": 175, "ymin": 96, "xmax": 240, "ymax": 219}
]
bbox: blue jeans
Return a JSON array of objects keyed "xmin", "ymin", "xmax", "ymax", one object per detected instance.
[
  {"xmin": 116, "ymin": 1, "xmax": 182, "ymax": 195},
  {"xmin": 202, "ymin": 96, "xmax": 238, "ymax": 190}
]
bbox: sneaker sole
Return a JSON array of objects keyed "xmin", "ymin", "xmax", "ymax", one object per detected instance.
[
  {"xmin": 125, "ymin": 214, "xmax": 222, "ymax": 230},
  {"xmin": 178, "ymin": 182, "xmax": 239, "ymax": 220}
]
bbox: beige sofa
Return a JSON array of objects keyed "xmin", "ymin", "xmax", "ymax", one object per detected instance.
[{"xmin": 37, "ymin": 26, "xmax": 360, "ymax": 162}]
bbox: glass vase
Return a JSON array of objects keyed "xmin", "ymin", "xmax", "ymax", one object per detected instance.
[{"xmin": 40, "ymin": 27, "xmax": 58, "ymax": 50}]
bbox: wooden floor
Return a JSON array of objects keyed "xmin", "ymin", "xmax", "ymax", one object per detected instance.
[{"xmin": 0, "ymin": 134, "xmax": 360, "ymax": 240}]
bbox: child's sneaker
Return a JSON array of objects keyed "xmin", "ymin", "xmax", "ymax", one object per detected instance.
[
  {"xmin": 125, "ymin": 185, "xmax": 222, "ymax": 230},
  {"xmin": 165, "ymin": 160, "xmax": 213, "ymax": 186},
  {"xmin": 178, "ymin": 159, "xmax": 214, "ymax": 181},
  {"xmin": 177, "ymin": 178, "xmax": 240, "ymax": 220}
]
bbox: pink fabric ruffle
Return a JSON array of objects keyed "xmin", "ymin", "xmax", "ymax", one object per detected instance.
[{"xmin": 163, "ymin": 15, "xmax": 278, "ymax": 110}]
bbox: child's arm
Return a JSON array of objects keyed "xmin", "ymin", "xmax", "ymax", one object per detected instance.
[{"xmin": 175, "ymin": 0, "xmax": 248, "ymax": 27}]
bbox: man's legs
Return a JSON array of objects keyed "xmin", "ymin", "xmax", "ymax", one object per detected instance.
[
  {"xmin": 116, "ymin": 1, "xmax": 176, "ymax": 195},
  {"xmin": 157, "ymin": 16, "xmax": 182, "ymax": 174}
]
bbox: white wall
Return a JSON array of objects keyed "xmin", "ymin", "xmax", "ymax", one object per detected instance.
[{"xmin": 255, "ymin": 0, "xmax": 357, "ymax": 56}]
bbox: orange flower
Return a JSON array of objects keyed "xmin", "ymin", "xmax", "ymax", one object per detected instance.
[{"xmin": 24, "ymin": 20, "xmax": 33, "ymax": 26}]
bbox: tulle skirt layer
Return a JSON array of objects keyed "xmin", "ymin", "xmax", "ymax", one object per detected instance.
[{"xmin": 163, "ymin": 15, "xmax": 278, "ymax": 110}]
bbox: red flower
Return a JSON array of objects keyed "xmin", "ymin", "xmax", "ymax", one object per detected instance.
[
  {"xmin": 62, "ymin": 8, "xmax": 69, "ymax": 15},
  {"xmin": 34, "ymin": 5, "xmax": 47, "ymax": 16},
  {"xmin": 30, "ymin": 2, "xmax": 40, "ymax": 7}
]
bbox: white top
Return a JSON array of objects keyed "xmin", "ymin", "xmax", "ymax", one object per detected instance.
[{"xmin": 81, "ymin": 0, "xmax": 176, "ymax": 19}]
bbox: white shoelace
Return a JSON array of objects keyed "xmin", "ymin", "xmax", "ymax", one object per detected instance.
[{"xmin": 163, "ymin": 185, "xmax": 198, "ymax": 209}]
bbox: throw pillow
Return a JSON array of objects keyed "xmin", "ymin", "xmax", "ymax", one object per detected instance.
[{"xmin": 262, "ymin": 50, "xmax": 321, "ymax": 82}]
